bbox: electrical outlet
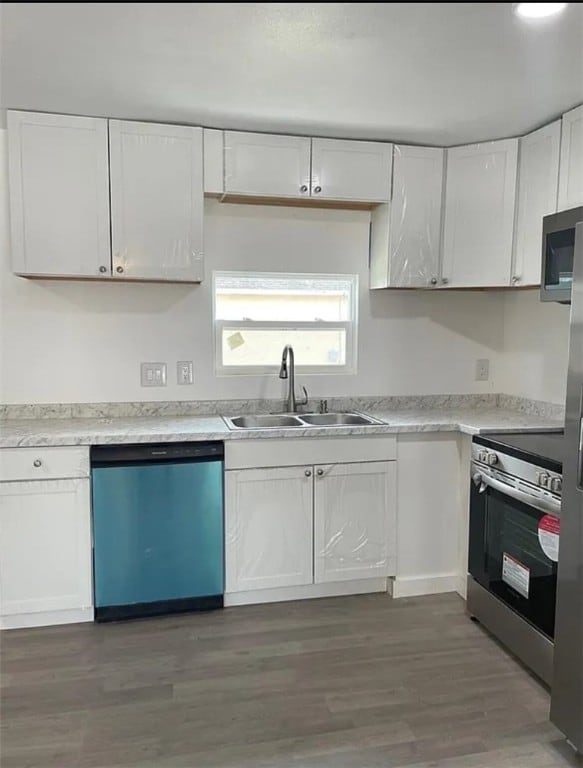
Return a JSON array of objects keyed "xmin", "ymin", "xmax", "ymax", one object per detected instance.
[
  {"xmin": 141, "ymin": 362, "xmax": 167, "ymax": 387},
  {"xmin": 177, "ymin": 361, "xmax": 194, "ymax": 385},
  {"xmin": 475, "ymin": 359, "xmax": 490, "ymax": 382}
]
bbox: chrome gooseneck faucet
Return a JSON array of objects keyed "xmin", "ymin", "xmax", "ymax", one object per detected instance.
[{"xmin": 279, "ymin": 345, "xmax": 308, "ymax": 413}]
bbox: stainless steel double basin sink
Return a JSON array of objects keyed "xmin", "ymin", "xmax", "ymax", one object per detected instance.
[{"xmin": 223, "ymin": 412, "xmax": 382, "ymax": 430}]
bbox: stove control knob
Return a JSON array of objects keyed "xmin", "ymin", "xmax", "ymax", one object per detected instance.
[
  {"xmin": 551, "ymin": 477, "xmax": 562, "ymax": 493},
  {"xmin": 538, "ymin": 473, "xmax": 550, "ymax": 488},
  {"xmin": 487, "ymin": 453, "xmax": 499, "ymax": 466}
]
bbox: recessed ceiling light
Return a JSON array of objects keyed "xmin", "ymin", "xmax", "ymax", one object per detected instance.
[{"xmin": 513, "ymin": 3, "xmax": 567, "ymax": 19}]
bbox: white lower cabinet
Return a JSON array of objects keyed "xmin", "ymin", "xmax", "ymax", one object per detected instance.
[
  {"xmin": 394, "ymin": 435, "xmax": 463, "ymax": 598},
  {"xmin": 225, "ymin": 466, "xmax": 313, "ymax": 592},
  {"xmin": 314, "ymin": 461, "xmax": 396, "ymax": 583},
  {"xmin": 0, "ymin": 478, "xmax": 92, "ymax": 625},
  {"xmin": 225, "ymin": 457, "xmax": 397, "ymax": 595}
]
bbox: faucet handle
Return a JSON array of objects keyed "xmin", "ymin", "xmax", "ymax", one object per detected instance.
[{"xmin": 299, "ymin": 386, "xmax": 309, "ymax": 407}]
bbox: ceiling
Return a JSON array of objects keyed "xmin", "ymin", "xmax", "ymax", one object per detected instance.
[{"xmin": 1, "ymin": 2, "xmax": 582, "ymax": 145}]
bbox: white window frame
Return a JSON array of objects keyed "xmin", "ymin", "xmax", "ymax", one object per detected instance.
[{"xmin": 213, "ymin": 271, "xmax": 358, "ymax": 376}]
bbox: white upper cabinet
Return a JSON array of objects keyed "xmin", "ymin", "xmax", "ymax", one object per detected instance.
[
  {"xmin": 225, "ymin": 466, "xmax": 313, "ymax": 593},
  {"xmin": 370, "ymin": 145, "xmax": 444, "ymax": 288},
  {"xmin": 513, "ymin": 121, "xmax": 561, "ymax": 287},
  {"xmin": 314, "ymin": 461, "xmax": 396, "ymax": 584},
  {"xmin": 558, "ymin": 104, "xmax": 583, "ymax": 210},
  {"xmin": 7, "ymin": 111, "xmax": 111, "ymax": 278},
  {"xmin": 203, "ymin": 128, "xmax": 224, "ymax": 196},
  {"xmin": 311, "ymin": 139, "xmax": 392, "ymax": 202},
  {"xmin": 109, "ymin": 120, "xmax": 204, "ymax": 282},
  {"xmin": 442, "ymin": 139, "xmax": 518, "ymax": 287},
  {"xmin": 223, "ymin": 132, "xmax": 391, "ymax": 202},
  {"xmin": 389, "ymin": 145, "xmax": 444, "ymax": 287},
  {"xmin": 224, "ymin": 131, "xmax": 311, "ymax": 198}
]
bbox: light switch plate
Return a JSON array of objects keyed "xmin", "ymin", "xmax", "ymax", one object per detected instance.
[
  {"xmin": 141, "ymin": 362, "xmax": 167, "ymax": 387},
  {"xmin": 177, "ymin": 361, "xmax": 194, "ymax": 385},
  {"xmin": 475, "ymin": 359, "xmax": 490, "ymax": 381}
]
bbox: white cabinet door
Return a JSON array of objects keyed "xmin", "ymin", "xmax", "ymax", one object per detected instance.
[
  {"xmin": 558, "ymin": 105, "xmax": 583, "ymax": 210},
  {"xmin": 225, "ymin": 467, "xmax": 313, "ymax": 592},
  {"xmin": 388, "ymin": 145, "xmax": 444, "ymax": 287},
  {"xmin": 0, "ymin": 479, "xmax": 92, "ymax": 616},
  {"xmin": 7, "ymin": 110, "xmax": 111, "ymax": 278},
  {"xmin": 224, "ymin": 131, "xmax": 311, "ymax": 199},
  {"xmin": 311, "ymin": 139, "xmax": 392, "ymax": 202},
  {"xmin": 109, "ymin": 120, "xmax": 204, "ymax": 282},
  {"xmin": 314, "ymin": 461, "xmax": 396, "ymax": 584},
  {"xmin": 513, "ymin": 121, "xmax": 561, "ymax": 287},
  {"xmin": 442, "ymin": 139, "xmax": 518, "ymax": 287}
]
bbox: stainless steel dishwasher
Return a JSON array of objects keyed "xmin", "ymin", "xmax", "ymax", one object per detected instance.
[{"xmin": 91, "ymin": 442, "xmax": 224, "ymax": 621}]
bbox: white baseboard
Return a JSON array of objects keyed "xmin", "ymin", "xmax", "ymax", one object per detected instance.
[
  {"xmin": 224, "ymin": 578, "xmax": 389, "ymax": 607},
  {"xmin": 389, "ymin": 573, "xmax": 459, "ymax": 599},
  {"xmin": 0, "ymin": 607, "xmax": 94, "ymax": 630}
]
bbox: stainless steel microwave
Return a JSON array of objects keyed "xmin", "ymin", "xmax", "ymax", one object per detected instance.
[{"xmin": 541, "ymin": 206, "xmax": 583, "ymax": 303}]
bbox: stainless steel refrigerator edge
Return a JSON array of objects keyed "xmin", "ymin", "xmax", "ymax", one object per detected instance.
[{"xmin": 551, "ymin": 222, "xmax": 583, "ymax": 752}]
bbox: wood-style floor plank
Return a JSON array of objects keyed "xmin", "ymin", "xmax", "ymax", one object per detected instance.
[{"xmin": 0, "ymin": 593, "xmax": 580, "ymax": 768}]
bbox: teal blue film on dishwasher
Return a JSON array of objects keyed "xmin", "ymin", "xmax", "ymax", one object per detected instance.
[{"xmin": 92, "ymin": 460, "xmax": 224, "ymax": 607}]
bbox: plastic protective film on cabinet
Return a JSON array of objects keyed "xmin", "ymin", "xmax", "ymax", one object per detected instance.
[
  {"xmin": 370, "ymin": 144, "xmax": 443, "ymax": 289},
  {"xmin": 388, "ymin": 145, "xmax": 443, "ymax": 287}
]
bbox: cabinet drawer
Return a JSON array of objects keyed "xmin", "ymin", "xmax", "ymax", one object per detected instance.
[{"xmin": 0, "ymin": 447, "xmax": 90, "ymax": 482}]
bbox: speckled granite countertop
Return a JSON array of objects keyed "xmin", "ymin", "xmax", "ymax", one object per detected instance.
[{"xmin": 0, "ymin": 407, "xmax": 563, "ymax": 448}]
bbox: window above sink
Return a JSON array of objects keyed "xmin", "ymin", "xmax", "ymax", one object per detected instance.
[{"xmin": 213, "ymin": 271, "xmax": 358, "ymax": 375}]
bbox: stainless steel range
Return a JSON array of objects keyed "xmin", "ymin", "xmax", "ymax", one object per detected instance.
[{"xmin": 468, "ymin": 431, "xmax": 564, "ymax": 686}]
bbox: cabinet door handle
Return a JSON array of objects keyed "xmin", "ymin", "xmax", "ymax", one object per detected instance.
[
  {"xmin": 512, "ymin": 275, "xmax": 520, "ymax": 284},
  {"xmin": 116, "ymin": 266, "xmax": 124, "ymax": 274},
  {"xmin": 441, "ymin": 277, "xmax": 449, "ymax": 285},
  {"xmin": 430, "ymin": 277, "xmax": 438, "ymax": 285},
  {"xmin": 316, "ymin": 468, "xmax": 324, "ymax": 477},
  {"xmin": 300, "ymin": 184, "xmax": 308, "ymax": 193},
  {"xmin": 99, "ymin": 265, "xmax": 107, "ymax": 274},
  {"xmin": 313, "ymin": 186, "xmax": 322, "ymax": 194},
  {"xmin": 305, "ymin": 469, "xmax": 312, "ymax": 477},
  {"xmin": 33, "ymin": 459, "xmax": 42, "ymax": 468}
]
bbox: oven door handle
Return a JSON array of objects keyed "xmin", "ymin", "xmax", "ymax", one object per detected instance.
[{"xmin": 473, "ymin": 472, "xmax": 561, "ymax": 516}]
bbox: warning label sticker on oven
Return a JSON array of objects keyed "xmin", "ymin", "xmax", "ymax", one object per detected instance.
[
  {"xmin": 538, "ymin": 514, "xmax": 560, "ymax": 562},
  {"xmin": 502, "ymin": 553, "xmax": 530, "ymax": 599}
]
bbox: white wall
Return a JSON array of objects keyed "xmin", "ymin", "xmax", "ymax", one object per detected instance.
[
  {"xmin": 499, "ymin": 289, "xmax": 571, "ymax": 405},
  {"xmin": 0, "ymin": 129, "xmax": 512, "ymax": 405}
]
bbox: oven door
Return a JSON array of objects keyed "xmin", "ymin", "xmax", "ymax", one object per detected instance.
[{"xmin": 469, "ymin": 469, "xmax": 560, "ymax": 640}]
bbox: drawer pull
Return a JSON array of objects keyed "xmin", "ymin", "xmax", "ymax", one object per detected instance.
[{"xmin": 33, "ymin": 459, "xmax": 42, "ymax": 468}]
